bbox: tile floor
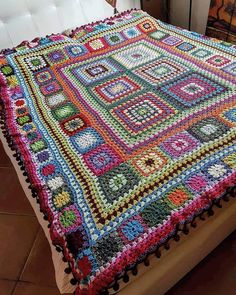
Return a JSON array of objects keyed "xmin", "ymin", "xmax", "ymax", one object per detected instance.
[{"xmin": 0, "ymin": 141, "xmax": 235, "ymax": 295}]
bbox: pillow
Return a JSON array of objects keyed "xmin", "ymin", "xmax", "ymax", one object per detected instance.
[{"xmin": 68, "ymin": 9, "xmax": 146, "ymax": 39}]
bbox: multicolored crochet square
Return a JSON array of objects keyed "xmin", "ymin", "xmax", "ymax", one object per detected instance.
[{"xmin": 0, "ymin": 9, "xmax": 235, "ymax": 295}]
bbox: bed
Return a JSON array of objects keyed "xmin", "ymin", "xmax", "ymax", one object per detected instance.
[{"xmin": 0, "ymin": 1, "xmax": 236, "ymax": 295}]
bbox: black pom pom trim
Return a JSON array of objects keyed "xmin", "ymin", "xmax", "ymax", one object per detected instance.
[
  {"xmin": 113, "ymin": 281, "xmax": 119, "ymax": 292},
  {"xmin": 64, "ymin": 267, "xmax": 72, "ymax": 274},
  {"xmin": 70, "ymin": 278, "xmax": 77, "ymax": 285},
  {"xmin": 123, "ymin": 271, "xmax": 129, "ymax": 283},
  {"xmin": 131, "ymin": 266, "xmax": 138, "ymax": 276}
]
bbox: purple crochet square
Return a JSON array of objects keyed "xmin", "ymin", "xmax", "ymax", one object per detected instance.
[{"xmin": 161, "ymin": 132, "xmax": 199, "ymax": 158}]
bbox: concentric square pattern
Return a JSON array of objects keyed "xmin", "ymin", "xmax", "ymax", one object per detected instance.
[
  {"xmin": 112, "ymin": 92, "xmax": 176, "ymax": 133},
  {"xmin": 134, "ymin": 58, "xmax": 188, "ymax": 85},
  {"xmin": 69, "ymin": 58, "xmax": 122, "ymax": 85},
  {"xmin": 56, "ymin": 37, "xmax": 231, "ymax": 157},
  {"xmin": 161, "ymin": 73, "xmax": 226, "ymax": 107},
  {"xmin": 112, "ymin": 41, "xmax": 160, "ymax": 69},
  {"xmin": 93, "ymin": 75, "xmax": 141, "ymax": 105}
]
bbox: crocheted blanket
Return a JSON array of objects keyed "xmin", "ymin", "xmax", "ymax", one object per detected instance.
[{"xmin": 0, "ymin": 10, "xmax": 235, "ymax": 295}]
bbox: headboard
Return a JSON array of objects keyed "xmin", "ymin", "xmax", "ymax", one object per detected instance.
[
  {"xmin": 0, "ymin": 0, "xmax": 114, "ymax": 50},
  {"xmin": 0, "ymin": 0, "xmax": 141, "ymax": 51}
]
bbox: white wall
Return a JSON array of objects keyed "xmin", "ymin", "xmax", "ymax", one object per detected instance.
[
  {"xmin": 117, "ymin": 0, "xmax": 141, "ymax": 12},
  {"xmin": 170, "ymin": 0, "xmax": 211, "ymax": 34}
]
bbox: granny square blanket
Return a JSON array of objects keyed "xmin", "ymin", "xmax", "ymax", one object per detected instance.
[{"xmin": 0, "ymin": 9, "xmax": 236, "ymax": 295}]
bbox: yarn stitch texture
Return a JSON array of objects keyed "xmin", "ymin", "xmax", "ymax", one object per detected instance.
[{"xmin": 0, "ymin": 9, "xmax": 236, "ymax": 295}]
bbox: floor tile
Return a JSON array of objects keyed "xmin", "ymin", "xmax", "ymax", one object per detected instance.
[
  {"xmin": 0, "ymin": 142, "xmax": 12, "ymax": 167},
  {"xmin": 0, "ymin": 214, "xmax": 39, "ymax": 280},
  {"xmin": 20, "ymin": 229, "xmax": 57, "ymax": 287},
  {"xmin": 0, "ymin": 279, "xmax": 16, "ymax": 295},
  {"xmin": 12, "ymin": 282, "xmax": 61, "ymax": 295},
  {"xmin": 0, "ymin": 168, "xmax": 35, "ymax": 215},
  {"xmin": 166, "ymin": 230, "xmax": 236, "ymax": 295}
]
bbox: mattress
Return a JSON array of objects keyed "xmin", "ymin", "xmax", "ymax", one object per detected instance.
[{"xmin": 0, "ymin": 9, "xmax": 235, "ymax": 295}]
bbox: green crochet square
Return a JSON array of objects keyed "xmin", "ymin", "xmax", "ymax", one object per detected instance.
[
  {"xmin": 141, "ymin": 199, "xmax": 171, "ymax": 227},
  {"xmin": 59, "ymin": 210, "xmax": 77, "ymax": 228},
  {"xmin": 51, "ymin": 103, "xmax": 79, "ymax": 121},
  {"xmin": 1, "ymin": 65, "xmax": 14, "ymax": 76},
  {"xmin": 30, "ymin": 140, "xmax": 47, "ymax": 153}
]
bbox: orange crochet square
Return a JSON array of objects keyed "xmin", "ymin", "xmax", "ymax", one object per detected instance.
[{"xmin": 168, "ymin": 188, "xmax": 190, "ymax": 206}]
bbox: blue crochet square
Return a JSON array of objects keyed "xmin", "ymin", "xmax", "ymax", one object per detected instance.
[{"xmin": 70, "ymin": 127, "xmax": 104, "ymax": 154}]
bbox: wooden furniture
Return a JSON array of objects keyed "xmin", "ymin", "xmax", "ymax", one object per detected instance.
[
  {"xmin": 188, "ymin": 0, "xmax": 193, "ymax": 30},
  {"xmin": 140, "ymin": 0, "xmax": 169, "ymax": 22},
  {"xmin": 206, "ymin": 0, "xmax": 236, "ymax": 43}
]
